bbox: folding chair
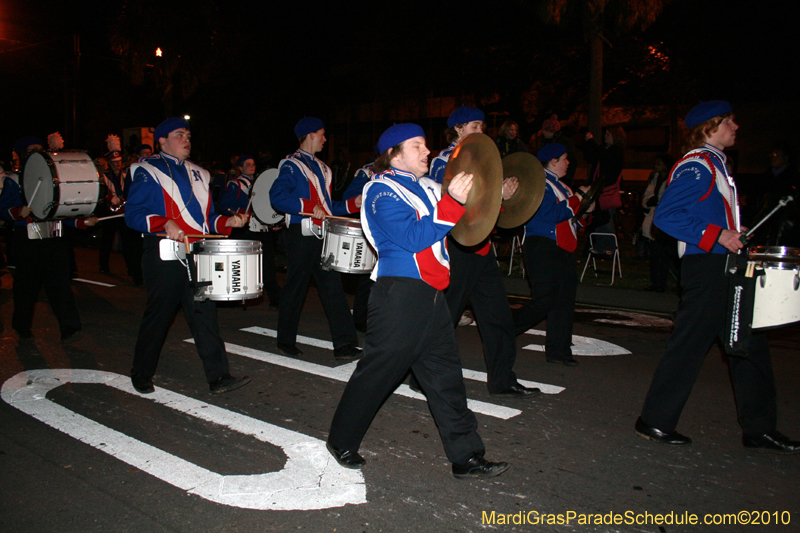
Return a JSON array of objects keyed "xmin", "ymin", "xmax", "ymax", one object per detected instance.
[
  {"xmin": 580, "ymin": 232, "xmax": 622, "ymax": 285},
  {"xmin": 508, "ymin": 233, "xmax": 525, "ymax": 277}
]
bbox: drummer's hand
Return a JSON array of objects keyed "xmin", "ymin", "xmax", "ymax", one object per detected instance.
[
  {"xmin": 354, "ymin": 194, "xmax": 363, "ymax": 209},
  {"xmin": 110, "ymin": 196, "xmax": 122, "ymax": 206},
  {"xmin": 20, "ymin": 206, "xmax": 32, "ymax": 218},
  {"xmin": 719, "ymin": 229, "xmax": 745, "ymax": 253},
  {"xmin": 164, "ymin": 220, "xmax": 185, "ymax": 241},
  {"xmin": 448, "ymin": 171, "xmax": 473, "ymax": 205},
  {"xmin": 312, "ymin": 204, "xmax": 327, "ymax": 220},
  {"xmin": 225, "ymin": 213, "xmax": 249, "ymax": 228},
  {"xmin": 83, "ymin": 216, "xmax": 98, "ymax": 227},
  {"xmin": 502, "ymin": 177, "xmax": 519, "ymax": 200}
]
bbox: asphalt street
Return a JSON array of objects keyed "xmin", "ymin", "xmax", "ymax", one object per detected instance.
[{"xmin": 1, "ymin": 247, "xmax": 798, "ymax": 533}]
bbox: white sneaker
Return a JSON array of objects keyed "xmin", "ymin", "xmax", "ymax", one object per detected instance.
[{"xmin": 458, "ymin": 310, "xmax": 474, "ymax": 327}]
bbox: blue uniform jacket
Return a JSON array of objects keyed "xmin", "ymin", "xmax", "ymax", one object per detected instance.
[{"xmin": 523, "ymin": 169, "xmax": 586, "ymax": 252}]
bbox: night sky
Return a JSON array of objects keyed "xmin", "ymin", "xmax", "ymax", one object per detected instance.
[{"xmin": 2, "ymin": 0, "xmax": 799, "ymax": 167}]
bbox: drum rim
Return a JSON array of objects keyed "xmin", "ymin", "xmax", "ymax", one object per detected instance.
[{"xmin": 191, "ymin": 239, "xmax": 262, "ymax": 253}]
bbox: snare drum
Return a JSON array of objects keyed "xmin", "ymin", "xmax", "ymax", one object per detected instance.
[
  {"xmin": 250, "ymin": 168, "xmax": 285, "ymax": 228},
  {"xmin": 192, "ymin": 240, "xmax": 263, "ymax": 301},
  {"xmin": 320, "ymin": 219, "xmax": 376, "ymax": 274},
  {"xmin": 749, "ymin": 246, "xmax": 800, "ymax": 330},
  {"xmin": 23, "ymin": 150, "xmax": 102, "ymax": 220}
]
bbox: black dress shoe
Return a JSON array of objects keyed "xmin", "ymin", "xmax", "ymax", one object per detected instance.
[
  {"xmin": 209, "ymin": 374, "xmax": 251, "ymax": 394},
  {"xmin": 452, "ymin": 454, "xmax": 510, "ymax": 479},
  {"xmin": 490, "ymin": 383, "xmax": 542, "ymax": 398},
  {"xmin": 334, "ymin": 344, "xmax": 363, "ymax": 360},
  {"xmin": 743, "ymin": 431, "xmax": 800, "ymax": 454},
  {"xmin": 635, "ymin": 417, "xmax": 691, "ymax": 445},
  {"xmin": 326, "ymin": 441, "xmax": 366, "ymax": 469},
  {"xmin": 277, "ymin": 342, "xmax": 303, "ymax": 356},
  {"xmin": 131, "ymin": 374, "xmax": 155, "ymax": 394},
  {"xmin": 547, "ymin": 358, "xmax": 579, "ymax": 367}
]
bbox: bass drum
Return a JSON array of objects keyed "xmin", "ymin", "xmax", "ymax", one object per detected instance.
[
  {"xmin": 250, "ymin": 168, "xmax": 285, "ymax": 228},
  {"xmin": 23, "ymin": 150, "xmax": 102, "ymax": 220}
]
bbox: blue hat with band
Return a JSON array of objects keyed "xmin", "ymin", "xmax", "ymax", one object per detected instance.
[
  {"xmin": 447, "ymin": 106, "xmax": 485, "ymax": 128},
  {"xmin": 294, "ymin": 117, "xmax": 325, "ymax": 138},
  {"xmin": 685, "ymin": 101, "xmax": 733, "ymax": 129},
  {"xmin": 155, "ymin": 117, "xmax": 190, "ymax": 142},
  {"xmin": 377, "ymin": 123, "xmax": 425, "ymax": 155},
  {"xmin": 536, "ymin": 143, "xmax": 567, "ymax": 164}
]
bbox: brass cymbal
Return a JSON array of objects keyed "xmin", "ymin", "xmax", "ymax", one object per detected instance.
[
  {"xmin": 497, "ymin": 152, "xmax": 546, "ymax": 228},
  {"xmin": 442, "ymin": 133, "xmax": 503, "ymax": 246}
]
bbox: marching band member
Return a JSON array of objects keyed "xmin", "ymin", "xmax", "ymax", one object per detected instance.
[
  {"xmin": 125, "ymin": 117, "xmax": 250, "ymax": 395},
  {"xmin": 269, "ymin": 117, "xmax": 361, "ymax": 360},
  {"xmin": 1, "ymin": 137, "xmax": 94, "ymax": 343},
  {"xmin": 216, "ymin": 154, "xmax": 281, "ymax": 307},
  {"xmin": 636, "ymin": 101, "xmax": 799, "ymax": 453},
  {"xmin": 428, "ymin": 105, "xmax": 539, "ymax": 397},
  {"xmin": 512, "ymin": 143, "xmax": 592, "ymax": 366},
  {"xmin": 327, "ymin": 123, "xmax": 510, "ymax": 479}
]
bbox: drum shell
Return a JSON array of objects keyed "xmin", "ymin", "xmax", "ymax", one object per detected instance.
[
  {"xmin": 23, "ymin": 150, "xmax": 102, "ymax": 220},
  {"xmin": 320, "ymin": 219, "xmax": 376, "ymax": 273},
  {"xmin": 749, "ymin": 246, "xmax": 800, "ymax": 330},
  {"xmin": 192, "ymin": 239, "xmax": 263, "ymax": 301}
]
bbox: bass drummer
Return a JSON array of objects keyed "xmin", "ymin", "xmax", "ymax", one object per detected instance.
[
  {"xmin": 1, "ymin": 137, "xmax": 96, "ymax": 343},
  {"xmin": 124, "ymin": 117, "xmax": 250, "ymax": 395},
  {"xmin": 269, "ymin": 117, "xmax": 362, "ymax": 360},
  {"xmin": 217, "ymin": 154, "xmax": 281, "ymax": 307}
]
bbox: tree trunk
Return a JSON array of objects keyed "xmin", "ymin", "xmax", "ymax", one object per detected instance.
[{"xmin": 588, "ymin": 32, "xmax": 603, "ymax": 139}]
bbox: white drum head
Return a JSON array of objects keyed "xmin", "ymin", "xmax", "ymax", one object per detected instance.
[{"xmin": 251, "ymin": 168, "xmax": 285, "ymax": 226}]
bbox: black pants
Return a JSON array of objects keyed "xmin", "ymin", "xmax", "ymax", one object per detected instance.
[
  {"xmin": 11, "ymin": 228, "xmax": 81, "ymax": 336},
  {"xmin": 131, "ymin": 237, "xmax": 229, "ymax": 383},
  {"xmin": 640, "ymin": 254, "xmax": 777, "ymax": 436},
  {"xmin": 277, "ymin": 224, "xmax": 357, "ymax": 349},
  {"xmin": 351, "ymin": 273, "xmax": 373, "ymax": 329},
  {"xmin": 512, "ymin": 236, "xmax": 577, "ymax": 362},
  {"xmin": 446, "ymin": 242, "xmax": 518, "ymax": 393},
  {"xmin": 328, "ymin": 277, "xmax": 484, "ymax": 464},
  {"xmin": 230, "ymin": 226, "xmax": 281, "ymax": 305}
]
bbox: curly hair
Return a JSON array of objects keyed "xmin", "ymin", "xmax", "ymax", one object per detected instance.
[
  {"xmin": 684, "ymin": 113, "xmax": 731, "ymax": 152},
  {"xmin": 373, "ymin": 143, "xmax": 403, "ymax": 173},
  {"xmin": 498, "ymin": 120, "xmax": 519, "ymax": 139}
]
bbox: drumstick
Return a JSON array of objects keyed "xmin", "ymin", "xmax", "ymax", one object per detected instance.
[
  {"xmin": 96, "ymin": 214, "xmax": 125, "ymax": 222},
  {"xmin": 27, "ymin": 177, "xmax": 43, "ymax": 206},
  {"xmin": 184, "ymin": 235, "xmax": 190, "ymax": 252},
  {"xmin": 155, "ymin": 233, "xmax": 229, "ymax": 239},
  {"xmin": 299, "ymin": 212, "xmax": 352, "ymax": 221}
]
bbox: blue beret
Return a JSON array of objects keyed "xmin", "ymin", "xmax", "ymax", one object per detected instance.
[
  {"xmin": 377, "ymin": 123, "xmax": 426, "ymax": 155},
  {"xmin": 134, "ymin": 144, "xmax": 152, "ymax": 154},
  {"xmin": 13, "ymin": 137, "xmax": 43, "ymax": 157},
  {"xmin": 536, "ymin": 143, "xmax": 567, "ymax": 164},
  {"xmin": 447, "ymin": 106, "xmax": 485, "ymax": 128},
  {"xmin": 294, "ymin": 117, "xmax": 325, "ymax": 138},
  {"xmin": 685, "ymin": 101, "xmax": 733, "ymax": 129},
  {"xmin": 235, "ymin": 154, "xmax": 255, "ymax": 167},
  {"xmin": 155, "ymin": 117, "xmax": 191, "ymax": 142}
]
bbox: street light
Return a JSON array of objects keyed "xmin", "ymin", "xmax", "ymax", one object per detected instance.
[
  {"xmin": 183, "ymin": 115, "xmax": 190, "ymax": 121},
  {"xmin": 155, "ymin": 47, "xmax": 162, "ymax": 57}
]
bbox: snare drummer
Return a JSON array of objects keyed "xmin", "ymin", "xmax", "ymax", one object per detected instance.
[
  {"xmin": 636, "ymin": 101, "xmax": 800, "ymax": 454},
  {"xmin": 269, "ymin": 117, "xmax": 362, "ymax": 360},
  {"xmin": 217, "ymin": 154, "xmax": 281, "ymax": 307},
  {"xmin": 125, "ymin": 117, "xmax": 251, "ymax": 395},
  {"xmin": 327, "ymin": 123, "xmax": 509, "ymax": 479}
]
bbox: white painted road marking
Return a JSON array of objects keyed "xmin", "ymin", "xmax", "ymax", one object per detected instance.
[
  {"xmin": 73, "ymin": 278, "xmax": 116, "ymax": 287},
  {"xmin": 1, "ymin": 369, "xmax": 366, "ymax": 510},
  {"xmin": 240, "ymin": 326, "xmax": 564, "ymax": 395},
  {"xmin": 577, "ymin": 309, "xmax": 673, "ymax": 328},
  {"xmin": 187, "ymin": 339, "xmax": 524, "ymax": 420},
  {"xmin": 521, "ymin": 329, "xmax": 631, "ymax": 357}
]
